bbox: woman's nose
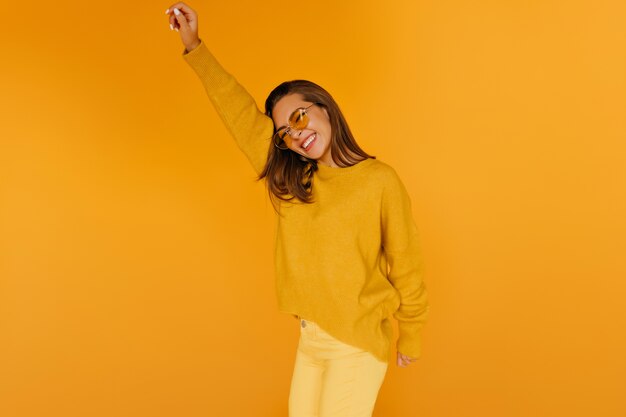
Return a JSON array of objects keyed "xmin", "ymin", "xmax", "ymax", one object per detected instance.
[{"xmin": 287, "ymin": 128, "xmax": 304, "ymax": 139}]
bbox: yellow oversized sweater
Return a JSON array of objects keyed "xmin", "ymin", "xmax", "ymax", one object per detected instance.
[{"xmin": 182, "ymin": 39, "xmax": 429, "ymax": 364}]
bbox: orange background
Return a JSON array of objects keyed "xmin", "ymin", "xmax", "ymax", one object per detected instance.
[{"xmin": 1, "ymin": 1, "xmax": 625, "ymax": 416}]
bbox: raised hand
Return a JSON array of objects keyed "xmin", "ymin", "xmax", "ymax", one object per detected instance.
[{"xmin": 165, "ymin": 2, "xmax": 201, "ymax": 52}]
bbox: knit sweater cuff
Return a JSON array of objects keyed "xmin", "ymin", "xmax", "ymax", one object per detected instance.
[{"xmin": 397, "ymin": 323, "xmax": 423, "ymax": 359}]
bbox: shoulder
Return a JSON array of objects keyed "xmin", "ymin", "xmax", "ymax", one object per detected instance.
[
  {"xmin": 364, "ymin": 159, "xmax": 414, "ymax": 208},
  {"xmin": 365, "ymin": 158, "xmax": 405, "ymax": 188}
]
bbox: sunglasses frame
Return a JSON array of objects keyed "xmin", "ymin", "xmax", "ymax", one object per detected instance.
[{"xmin": 272, "ymin": 103, "xmax": 316, "ymax": 150}]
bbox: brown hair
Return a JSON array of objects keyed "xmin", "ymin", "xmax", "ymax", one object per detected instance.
[{"xmin": 256, "ymin": 80, "xmax": 375, "ymax": 214}]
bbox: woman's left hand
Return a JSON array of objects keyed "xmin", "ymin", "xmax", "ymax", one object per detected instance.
[{"xmin": 397, "ymin": 351, "xmax": 417, "ymax": 367}]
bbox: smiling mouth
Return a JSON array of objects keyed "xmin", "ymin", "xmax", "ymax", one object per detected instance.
[{"xmin": 302, "ymin": 133, "xmax": 316, "ymax": 151}]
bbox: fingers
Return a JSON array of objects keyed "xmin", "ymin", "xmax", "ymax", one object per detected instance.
[
  {"xmin": 168, "ymin": 10, "xmax": 178, "ymax": 31},
  {"xmin": 164, "ymin": 4, "xmax": 200, "ymax": 51},
  {"xmin": 165, "ymin": 6, "xmax": 179, "ymax": 31},
  {"xmin": 169, "ymin": 16, "xmax": 178, "ymax": 32},
  {"xmin": 165, "ymin": 2, "xmax": 195, "ymax": 16},
  {"xmin": 165, "ymin": 2, "xmax": 195, "ymax": 31},
  {"xmin": 172, "ymin": 7, "xmax": 189, "ymax": 32},
  {"xmin": 396, "ymin": 352, "xmax": 417, "ymax": 367}
]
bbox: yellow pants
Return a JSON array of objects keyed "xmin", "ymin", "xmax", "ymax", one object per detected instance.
[{"xmin": 289, "ymin": 317, "xmax": 388, "ymax": 417}]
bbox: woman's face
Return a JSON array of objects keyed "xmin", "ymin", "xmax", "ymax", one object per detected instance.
[{"xmin": 271, "ymin": 93, "xmax": 335, "ymax": 167}]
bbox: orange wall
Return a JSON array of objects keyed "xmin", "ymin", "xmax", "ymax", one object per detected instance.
[{"xmin": 1, "ymin": 1, "xmax": 624, "ymax": 416}]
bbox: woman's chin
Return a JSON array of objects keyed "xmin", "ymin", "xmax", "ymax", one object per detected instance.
[
  {"xmin": 299, "ymin": 149, "xmax": 320, "ymax": 160},
  {"xmin": 295, "ymin": 143, "xmax": 326, "ymax": 161}
]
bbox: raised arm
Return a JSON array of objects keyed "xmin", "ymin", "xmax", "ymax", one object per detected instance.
[{"xmin": 166, "ymin": 3, "xmax": 274, "ymax": 175}]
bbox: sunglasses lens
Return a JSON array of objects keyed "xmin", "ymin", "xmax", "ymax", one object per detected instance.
[
  {"xmin": 289, "ymin": 108, "xmax": 309, "ymax": 130},
  {"xmin": 274, "ymin": 130, "xmax": 289, "ymax": 148}
]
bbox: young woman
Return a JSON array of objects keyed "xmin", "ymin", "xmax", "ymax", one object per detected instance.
[{"xmin": 166, "ymin": 3, "xmax": 429, "ymax": 416}]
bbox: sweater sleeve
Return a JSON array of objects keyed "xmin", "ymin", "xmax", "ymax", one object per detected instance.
[
  {"xmin": 381, "ymin": 168, "xmax": 430, "ymax": 359},
  {"xmin": 181, "ymin": 39, "xmax": 274, "ymax": 175}
]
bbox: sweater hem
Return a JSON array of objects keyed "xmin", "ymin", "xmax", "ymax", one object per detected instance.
[{"xmin": 277, "ymin": 308, "xmax": 392, "ymax": 366}]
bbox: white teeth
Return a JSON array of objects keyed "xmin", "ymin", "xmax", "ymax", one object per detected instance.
[{"xmin": 303, "ymin": 134, "xmax": 316, "ymax": 150}]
